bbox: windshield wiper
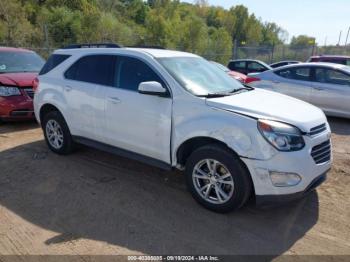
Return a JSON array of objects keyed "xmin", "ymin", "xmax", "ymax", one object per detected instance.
[
  {"xmin": 198, "ymin": 92, "xmax": 233, "ymax": 98},
  {"xmin": 229, "ymin": 86, "xmax": 254, "ymax": 93},
  {"xmin": 198, "ymin": 85, "xmax": 254, "ymax": 98}
]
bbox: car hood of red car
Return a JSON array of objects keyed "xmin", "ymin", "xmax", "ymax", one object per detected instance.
[
  {"xmin": 0, "ymin": 72, "xmax": 38, "ymax": 87},
  {"xmin": 228, "ymin": 71, "xmax": 246, "ymax": 80}
]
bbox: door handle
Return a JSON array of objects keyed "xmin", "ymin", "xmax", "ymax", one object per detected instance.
[
  {"xmin": 272, "ymin": 80, "xmax": 280, "ymax": 84},
  {"xmin": 108, "ymin": 97, "xmax": 121, "ymax": 104},
  {"xmin": 64, "ymin": 85, "xmax": 72, "ymax": 92},
  {"xmin": 313, "ymin": 87, "xmax": 324, "ymax": 91}
]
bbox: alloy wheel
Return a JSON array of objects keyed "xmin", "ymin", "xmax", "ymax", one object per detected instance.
[{"xmin": 192, "ymin": 159, "xmax": 234, "ymax": 204}]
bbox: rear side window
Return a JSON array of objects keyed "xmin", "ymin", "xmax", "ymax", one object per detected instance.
[
  {"xmin": 115, "ymin": 56, "xmax": 164, "ymax": 91},
  {"xmin": 65, "ymin": 55, "xmax": 116, "ymax": 86},
  {"xmin": 322, "ymin": 59, "xmax": 346, "ymax": 65},
  {"xmin": 39, "ymin": 54, "xmax": 70, "ymax": 75},
  {"xmin": 247, "ymin": 62, "xmax": 265, "ymax": 71},
  {"xmin": 275, "ymin": 67, "xmax": 311, "ymax": 81},
  {"xmin": 228, "ymin": 61, "xmax": 245, "ymax": 71}
]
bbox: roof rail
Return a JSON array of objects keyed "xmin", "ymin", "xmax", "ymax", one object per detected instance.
[
  {"xmin": 128, "ymin": 45, "xmax": 165, "ymax": 49},
  {"xmin": 62, "ymin": 43, "xmax": 122, "ymax": 49}
]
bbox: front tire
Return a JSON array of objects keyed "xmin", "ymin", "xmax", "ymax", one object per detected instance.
[
  {"xmin": 185, "ymin": 144, "xmax": 252, "ymax": 213},
  {"xmin": 42, "ymin": 111, "xmax": 74, "ymax": 155}
]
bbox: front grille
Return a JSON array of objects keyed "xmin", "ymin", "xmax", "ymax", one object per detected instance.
[
  {"xmin": 10, "ymin": 109, "xmax": 34, "ymax": 116},
  {"xmin": 311, "ymin": 140, "xmax": 331, "ymax": 164},
  {"xmin": 309, "ymin": 123, "xmax": 327, "ymax": 136},
  {"xmin": 23, "ymin": 88, "xmax": 34, "ymax": 99}
]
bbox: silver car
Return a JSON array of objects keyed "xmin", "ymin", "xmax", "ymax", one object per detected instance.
[{"xmin": 247, "ymin": 63, "xmax": 350, "ymax": 118}]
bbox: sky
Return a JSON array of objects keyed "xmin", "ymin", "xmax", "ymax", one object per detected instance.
[{"xmin": 182, "ymin": 0, "xmax": 350, "ymax": 45}]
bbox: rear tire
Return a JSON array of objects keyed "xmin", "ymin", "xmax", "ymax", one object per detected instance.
[
  {"xmin": 42, "ymin": 111, "xmax": 74, "ymax": 155},
  {"xmin": 185, "ymin": 143, "xmax": 252, "ymax": 213}
]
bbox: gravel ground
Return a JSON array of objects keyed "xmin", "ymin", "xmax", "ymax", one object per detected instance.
[{"xmin": 0, "ymin": 117, "xmax": 349, "ymax": 259}]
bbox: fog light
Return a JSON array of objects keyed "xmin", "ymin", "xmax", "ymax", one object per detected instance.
[{"xmin": 269, "ymin": 171, "xmax": 301, "ymax": 187}]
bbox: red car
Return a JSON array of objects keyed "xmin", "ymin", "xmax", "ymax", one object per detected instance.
[
  {"xmin": 226, "ymin": 70, "xmax": 247, "ymax": 83},
  {"xmin": 210, "ymin": 61, "xmax": 247, "ymax": 83},
  {"xmin": 0, "ymin": 47, "xmax": 44, "ymax": 121}
]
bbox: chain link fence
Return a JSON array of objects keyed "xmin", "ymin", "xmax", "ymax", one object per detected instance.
[
  {"xmin": 234, "ymin": 44, "xmax": 350, "ymax": 64},
  {"xmin": 2, "ymin": 41, "xmax": 350, "ymax": 66}
]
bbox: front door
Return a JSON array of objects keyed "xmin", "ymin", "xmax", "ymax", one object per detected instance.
[
  {"xmin": 103, "ymin": 56, "xmax": 172, "ymax": 164},
  {"xmin": 310, "ymin": 67, "xmax": 350, "ymax": 116}
]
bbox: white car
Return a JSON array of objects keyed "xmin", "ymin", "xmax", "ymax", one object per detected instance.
[
  {"xmin": 246, "ymin": 63, "xmax": 350, "ymax": 118},
  {"xmin": 33, "ymin": 44, "xmax": 332, "ymax": 213}
]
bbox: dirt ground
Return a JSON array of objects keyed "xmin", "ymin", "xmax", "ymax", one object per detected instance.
[{"xmin": 0, "ymin": 117, "xmax": 349, "ymax": 258}]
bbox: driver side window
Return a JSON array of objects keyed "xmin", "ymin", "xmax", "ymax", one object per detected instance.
[
  {"xmin": 315, "ymin": 68, "xmax": 350, "ymax": 86},
  {"xmin": 114, "ymin": 56, "xmax": 165, "ymax": 91}
]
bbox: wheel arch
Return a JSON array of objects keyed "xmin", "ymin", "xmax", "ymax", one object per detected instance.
[
  {"xmin": 39, "ymin": 103, "xmax": 63, "ymax": 126},
  {"xmin": 176, "ymin": 136, "xmax": 239, "ymax": 167}
]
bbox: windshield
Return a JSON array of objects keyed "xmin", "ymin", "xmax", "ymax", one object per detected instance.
[
  {"xmin": 0, "ymin": 51, "xmax": 45, "ymax": 73},
  {"xmin": 157, "ymin": 57, "xmax": 244, "ymax": 96}
]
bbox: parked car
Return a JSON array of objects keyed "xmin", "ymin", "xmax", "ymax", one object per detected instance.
[
  {"xmin": 34, "ymin": 44, "xmax": 331, "ymax": 213},
  {"xmin": 210, "ymin": 61, "xmax": 247, "ymax": 83},
  {"xmin": 0, "ymin": 47, "xmax": 45, "ymax": 121},
  {"xmin": 270, "ymin": 60, "xmax": 301, "ymax": 68},
  {"xmin": 307, "ymin": 55, "xmax": 350, "ymax": 66},
  {"xmin": 227, "ymin": 59, "xmax": 272, "ymax": 75},
  {"xmin": 247, "ymin": 63, "xmax": 350, "ymax": 118}
]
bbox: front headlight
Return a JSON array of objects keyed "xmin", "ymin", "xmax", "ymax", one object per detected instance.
[
  {"xmin": 258, "ymin": 119, "xmax": 305, "ymax": 151},
  {"xmin": 0, "ymin": 86, "xmax": 21, "ymax": 97}
]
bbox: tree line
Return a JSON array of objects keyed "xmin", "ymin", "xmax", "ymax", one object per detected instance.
[{"xmin": 0, "ymin": 0, "xmax": 316, "ymax": 63}]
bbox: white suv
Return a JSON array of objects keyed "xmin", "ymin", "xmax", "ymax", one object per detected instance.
[{"xmin": 34, "ymin": 44, "xmax": 332, "ymax": 213}]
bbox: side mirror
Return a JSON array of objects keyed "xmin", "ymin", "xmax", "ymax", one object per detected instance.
[{"xmin": 138, "ymin": 81, "xmax": 167, "ymax": 96}]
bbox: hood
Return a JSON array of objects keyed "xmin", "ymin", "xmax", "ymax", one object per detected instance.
[
  {"xmin": 228, "ymin": 71, "xmax": 246, "ymax": 79},
  {"xmin": 206, "ymin": 88, "xmax": 326, "ymax": 132},
  {"xmin": 0, "ymin": 72, "xmax": 38, "ymax": 87},
  {"xmin": 228, "ymin": 71, "xmax": 247, "ymax": 82}
]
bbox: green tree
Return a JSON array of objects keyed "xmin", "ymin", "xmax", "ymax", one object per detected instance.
[
  {"xmin": 290, "ymin": 35, "xmax": 316, "ymax": 49},
  {"xmin": 145, "ymin": 10, "xmax": 172, "ymax": 47},
  {"xmin": 180, "ymin": 15, "xmax": 208, "ymax": 54},
  {"xmin": 44, "ymin": 6, "xmax": 82, "ymax": 46},
  {"xmin": 207, "ymin": 27, "xmax": 232, "ymax": 64},
  {"xmin": 0, "ymin": 0, "xmax": 36, "ymax": 46}
]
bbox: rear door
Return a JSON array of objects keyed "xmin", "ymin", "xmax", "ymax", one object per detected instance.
[
  {"xmin": 63, "ymin": 55, "xmax": 116, "ymax": 141},
  {"xmin": 310, "ymin": 67, "xmax": 350, "ymax": 116},
  {"xmin": 272, "ymin": 66, "xmax": 313, "ymax": 102}
]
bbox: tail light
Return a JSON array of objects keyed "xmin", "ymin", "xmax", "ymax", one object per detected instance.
[
  {"xmin": 33, "ymin": 77, "xmax": 39, "ymax": 92},
  {"xmin": 245, "ymin": 77, "xmax": 260, "ymax": 84}
]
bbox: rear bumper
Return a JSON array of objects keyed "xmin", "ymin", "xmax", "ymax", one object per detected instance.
[
  {"xmin": 0, "ymin": 96, "xmax": 34, "ymax": 121},
  {"xmin": 255, "ymin": 172, "xmax": 328, "ymax": 206}
]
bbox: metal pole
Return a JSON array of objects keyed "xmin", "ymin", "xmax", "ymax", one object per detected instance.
[
  {"xmin": 44, "ymin": 24, "xmax": 49, "ymax": 57},
  {"xmin": 338, "ymin": 30, "xmax": 342, "ymax": 46},
  {"xmin": 270, "ymin": 42, "xmax": 275, "ymax": 63},
  {"xmin": 233, "ymin": 39, "xmax": 238, "ymax": 60},
  {"xmin": 345, "ymin": 26, "xmax": 350, "ymax": 46},
  {"xmin": 324, "ymin": 36, "xmax": 327, "ymax": 47}
]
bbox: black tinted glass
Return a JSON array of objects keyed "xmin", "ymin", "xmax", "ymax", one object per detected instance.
[
  {"xmin": 276, "ymin": 67, "xmax": 310, "ymax": 81},
  {"xmin": 39, "ymin": 54, "xmax": 70, "ymax": 75},
  {"xmin": 65, "ymin": 55, "xmax": 115, "ymax": 86},
  {"xmin": 227, "ymin": 61, "xmax": 244, "ymax": 70},
  {"xmin": 315, "ymin": 68, "xmax": 350, "ymax": 85},
  {"xmin": 116, "ymin": 56, "xmax": 163, "ymax": 91}
]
